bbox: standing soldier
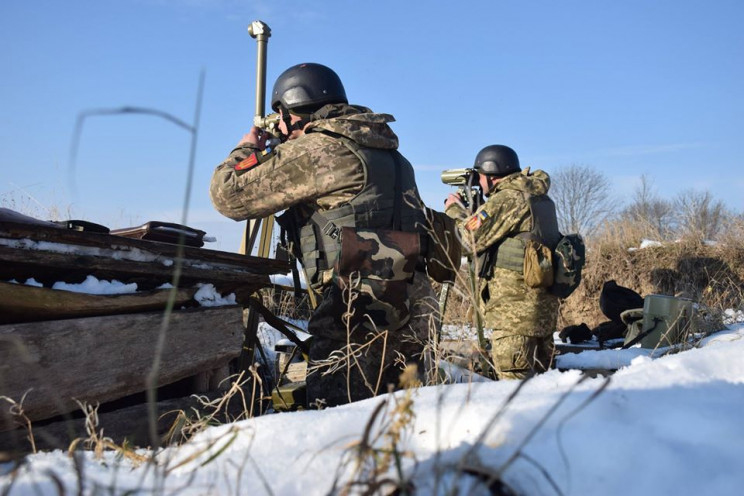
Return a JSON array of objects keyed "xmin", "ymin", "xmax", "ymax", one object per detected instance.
[
  {"xmin": 444, "ymin": 145, "xmax": 561, "ymax": 380},
  {"xmin": 210, "ymin": 63, "xmax": 438, "ymax": 406}
]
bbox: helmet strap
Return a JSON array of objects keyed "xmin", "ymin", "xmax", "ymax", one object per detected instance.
[
  {"xmin": 279, "ymin": 105, "xmax": 293, "ymax": 140},
  {"xmin": 289, "ymin": 111, "xmax": 312, "ymax": 132},
  {"xmin": 279, "ymin": 105, "xmax": 312, "ymax": 139},
  {"xmin": 290, "ymin": 117, "xmax": 310, "ymax": 132}
]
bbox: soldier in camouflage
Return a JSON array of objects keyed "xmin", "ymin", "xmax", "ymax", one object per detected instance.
[
  {"xmin": 444, "ymin": 145, "xmax": 561, "ymax": 380},
  {"xmin": 210, "ymin": 63, "xmax": 438, "ymax": 406}
]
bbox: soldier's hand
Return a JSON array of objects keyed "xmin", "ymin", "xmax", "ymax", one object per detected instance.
[
  {"xmin": 444, "ymin": 193, "xmax": 467, "ymax": 210},
  {"xmin": 237, "ymin": 126, "xmax": 268, "ymax": 151}
]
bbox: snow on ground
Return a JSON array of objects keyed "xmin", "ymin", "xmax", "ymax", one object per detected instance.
[{"xmin": 2, "ymin": 322, "xmax": 743, "ymax": 495}]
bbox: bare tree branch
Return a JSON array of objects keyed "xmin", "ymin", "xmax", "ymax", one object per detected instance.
[
  {"xmin": 621, "ymin": 175, "xmax": 675, "ymax": 240},
  {"xmin": 673, "ymin": 189, "xmax": 729, "ymax": 241},
  {"xmin": 550, "ymin": 164, "xmax": 620, "ymax": 237}
]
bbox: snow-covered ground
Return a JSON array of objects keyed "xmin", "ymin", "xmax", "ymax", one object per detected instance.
[{"xmin": 2, "ymin": 319, "xmax": 743, "ymax": 495}]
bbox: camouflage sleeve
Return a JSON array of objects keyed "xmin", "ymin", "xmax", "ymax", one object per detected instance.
[
  {"xmin": 459, "ymin": 189, "xmax": 530, "ymax": 253},
  {"xmin": 444, "ymin": 202, "xmax": 468, "ymax": 221},
  {"xmin": 209, "ymin": 143, "xmax": 265, "ymax": 220},
  {"xmin": 209, "ymin": 134, "xmax": 364, "ymax": 220}
]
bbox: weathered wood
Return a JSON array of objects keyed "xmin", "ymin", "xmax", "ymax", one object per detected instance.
[
  {"xmin": 0, "ymin": 220, "xmax": 287, "ymax": 271},
  {"xmin": 0, "ymin": 245, "xmax": 271, "ymax": 293},
  {"xmin": 0, "ymin": 282, "xmax": 197, "ymax": 324},
  {"xmin": 0, "ymin": 306, "xmax": 244, "ymax": 432},
  {"xmin": 0, "ymin": 220, "xmax": 289, "ymax": 290}
]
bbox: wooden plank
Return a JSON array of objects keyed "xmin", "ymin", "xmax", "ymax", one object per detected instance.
[
  {"xmin": 0, "ymin": 306, "xmax": 244, "ymax": 432},
  {"xmin": 0, "ymin": 282, "xmax": 197, "ymax": 324},
  {"xmin": 0, "ymin": 245, "xmax": 273, "ymax": 292},
  {"xmin": 0, "ymin": 221, "xmax": 289, "ymax": 290},
  {"xmin": 0, "ymin": 221, "xmax": 288, "ymax": 273}
]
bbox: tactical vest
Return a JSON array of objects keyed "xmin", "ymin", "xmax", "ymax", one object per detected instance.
[
  {"xmin": 295, "ymin": 136, "xmax": 425, "ymax": 286},
  {"xmin": 480, "ymin": 192, "xmax": 562, "ymax": 276}
]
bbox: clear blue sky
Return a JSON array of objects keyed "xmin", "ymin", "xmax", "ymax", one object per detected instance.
[{"xmin": 2, "ymin": 0, "xmax": 742, "ymax": 252}]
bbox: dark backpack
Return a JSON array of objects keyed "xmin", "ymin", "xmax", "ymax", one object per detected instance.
[
  {"xmin": 599, "ymin": 280, "xmax": 643, "ymax": 323},
  {"xmin": 549, "ymin": 233, "xmax": 586, "ymax": 298}
]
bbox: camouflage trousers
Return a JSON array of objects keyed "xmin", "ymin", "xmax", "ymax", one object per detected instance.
[
  {"xmin": 482, "ymin": 267, "xmax": 560, "ymax": 380},
  {"xmin": 306, "ymin": 271, "xmax": 438, "ymax": 407},
  {"xmin": 490, "ymin": 333, "xmax": 555, "ymax": 380}
]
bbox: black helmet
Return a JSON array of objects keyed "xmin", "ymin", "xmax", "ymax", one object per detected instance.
[
  {"xmin": 473, "ymin": 145, "xmax": 521, "ymax": 176},
  {"xmin": 270, "ymin": 63, "xmax": 348, "ymax": 113}
]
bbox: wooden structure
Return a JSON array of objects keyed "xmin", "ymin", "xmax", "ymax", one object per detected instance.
[
  {"xmin": 0, "ymin": 209, "xmax": 289, "ymax": 447},
  {"xmin": 0, "ymin": 307, "xmax": 244, "ymax": 427}
]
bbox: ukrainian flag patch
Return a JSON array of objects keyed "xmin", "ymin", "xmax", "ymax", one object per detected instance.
[{"xmin": 465, "ymin": 210, "xmax": 489, "ymax": 231}]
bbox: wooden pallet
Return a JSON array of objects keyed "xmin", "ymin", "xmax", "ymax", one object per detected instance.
[{"xmin": 0, "ymin": 209, "xmax": 291, "ymax": 439}]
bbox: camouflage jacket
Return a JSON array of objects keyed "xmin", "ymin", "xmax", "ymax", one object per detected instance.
[
  {"xmin": 210, "ymin": 103, "xmax": 417, "ymax": 220},
  {"xmin": 211, "ymin": 104, "xmax": 434, "ymax": 335},
  {"xmin": 446, "ymin": 168, "xmax": 560, "ymax": 336},
  {"xmin": 445, "ymin": 168, "xmax": 553, "ymax": 256}
]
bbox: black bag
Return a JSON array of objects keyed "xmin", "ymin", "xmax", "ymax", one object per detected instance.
[
  {"xmin": 599, "ymin": 280, "xmax": 644, "ymax": 323},
  {"xmin": 549, "ymin": 233, "xmax": 586, "ymax": 298}
]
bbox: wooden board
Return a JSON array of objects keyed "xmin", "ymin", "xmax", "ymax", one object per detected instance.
[
  {"xmin": 0, "ymin": 306, "xmax": 244, "ymax": 432},
  {"xmin": 0, "ymin": 219, "xmax": 289, "ymax": 292},
  {"xmin": 0, "ymin": 282, "xmax": 197, "ymax": 324}
]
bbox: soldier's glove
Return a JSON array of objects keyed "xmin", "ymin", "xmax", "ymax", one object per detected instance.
[{"xmin": 559, "ymin": 323, "xmax": 593, "ymax": 344}]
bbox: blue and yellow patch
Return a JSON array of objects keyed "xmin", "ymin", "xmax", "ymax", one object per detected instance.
[{"xmin": 465, "ymin": 210, "xmax": 489, "ymax": 231}]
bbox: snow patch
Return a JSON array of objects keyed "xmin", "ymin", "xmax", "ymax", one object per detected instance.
[
  {"xmin": 52, "ymin": 275, "xmax": 138, "ymax": 295},
  {"xmin": 193, "ymin": 283, "xmax": 236, "ymax": 306}
]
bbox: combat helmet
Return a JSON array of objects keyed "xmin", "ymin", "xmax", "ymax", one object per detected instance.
[
  {"xmin": 271, "ymin": 63, "xmax": 348, "ymax": 113},
  {"xmin": 473, "ymin": 145, "xmax": 521, "ymax": 177}
]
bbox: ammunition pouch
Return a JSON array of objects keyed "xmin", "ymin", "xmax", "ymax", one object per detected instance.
[
  {"xmin": 334, "ymin": 226, "xmax": 420, "ymax": 331},
  {"xmin": 481, "ymin": 236, "xmax": 555, "ymax": 289},
  {"xmin": 422, "ymin": 207, "xmax": 462, "ymax": 284},
  {"xmin": 299, "ymin": 205, "xmax": 400, "ymax": 288},
  {"xmin": 523, "ymin": 239, "xmax": 554, "ymax": 288}
]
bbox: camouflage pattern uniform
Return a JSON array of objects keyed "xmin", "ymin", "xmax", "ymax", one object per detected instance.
[
  {"xmin": 211, "ymin": 103, "xmax": 439, "ymax": 406},
  {"xmin": 446, "ymin": 169, "xmax": 560, "ymax": 380}
]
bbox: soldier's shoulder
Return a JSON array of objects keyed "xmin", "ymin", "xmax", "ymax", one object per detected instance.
[
  {"xmin": 273, "ymin": 132, "xmax": 345, "ymax": 160},
  {"xmin": 296, "ymin": 130, "xmax": 349, "ymax": 151},
  {"xmin": 485, "ymin": 188, "xmax": 526, "ymax": 209}
]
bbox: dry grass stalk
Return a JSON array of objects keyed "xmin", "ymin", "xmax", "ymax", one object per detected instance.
[
  {"xmin": 1, "ymin": 392, "xmax": 37, "ymax": 454},
  {"xmin": 66, "ymin": 400, "xmax": 148, "ymax": 466},
  {"xmin": 162, "ymin": 371, "xmax": 256, "ymax": 446}
]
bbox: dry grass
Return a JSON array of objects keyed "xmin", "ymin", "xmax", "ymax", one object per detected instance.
[
  {"xmin": 561, "ymin": 217, "xmax": 744, "ymax": 329},
  {"xmin": 260, "ymin": 285, "xmax": 314, "ymax": 322},
  {"xmin": 0, "ymin": 392, "xmax": 36, "ymax": 454}
]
